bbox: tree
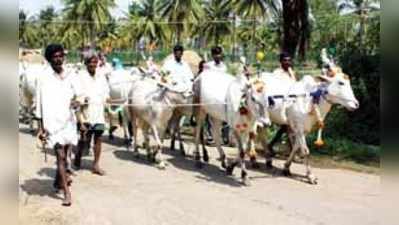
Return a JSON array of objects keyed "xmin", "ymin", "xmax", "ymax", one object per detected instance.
[
  {"xmin": 62, "ymin": 0, "xmax": 116, "ymax": 48},
  {"xmin": 338, "ymin": 0, "xmax": 380, "ymax": 51},
  {"xmin": 281, "ymin": 0, "xmax": 311, "ymax": 61},
  {"xmin": 133, "ymin": 0, "xmax": 168, "ymax": 46},
  {"xmin": 198, "ymin": 0, "xmax": 232, "ymax": 46},
  {"xmin": 19, "ymin": 10, "xmax": 27, "ymax": 46},
  {"xmin": 19, "ymin": 10, "xmax": 40, "ymax": 48},
  {"xmin": 158, "ymin": 0, "xmax": 204, "ymax": 44},
  {"xmin": 38, "ymin": 6, "xmax": 58, "ymax": 47},
  {"xmin": 233, "ymin": 0, "xmax": 278, "ymax": 53}
]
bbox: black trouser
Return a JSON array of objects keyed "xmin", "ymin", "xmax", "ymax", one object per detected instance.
[
  {"xmin": 75, "ymin": 123, "xmax": 104, "ymax": 165},
  {"xmin": 268, "ymin": 125, "xmax": 288, "ymax": 153}
]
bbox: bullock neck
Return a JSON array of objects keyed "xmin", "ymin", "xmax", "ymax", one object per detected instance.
[{"xmin": 307, "ymin": 81, "xmax": 332, "ymax": 121}]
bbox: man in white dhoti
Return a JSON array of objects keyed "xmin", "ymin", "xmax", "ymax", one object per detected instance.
[{"xmin": 35, "ymin": 44, "xmax": 80, "ymax": 206}]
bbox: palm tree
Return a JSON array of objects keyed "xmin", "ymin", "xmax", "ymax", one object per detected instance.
[
  {"xmin": 134, "ymin": 0, "xmax": 168, "ymax": 47},
  {"xmin": 19, "ymin": 11, "xmax": 40, "ymax": 48},
  {"xmin": 62, "ymin": 0, "xmax": 116, "ymax": 49},
  {"xmin": 158, "ymin": 0, "xmax": 204, "ymax": 44},
  {"xmin": 19, "ymin": 10, "xmax": 27, "ymax": 46},
  {"xmin": 38, "ymin": 6, "xmax": 58, "ymax": 47},
  {"xmin": 233, "ymin": 0, "xmax": 278, "ymax": 53},
  {"xmin": 199, "ymin": 0, "xmax": 232, "ymax": 46}
]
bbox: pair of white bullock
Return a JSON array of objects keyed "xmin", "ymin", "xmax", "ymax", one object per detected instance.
[{"xmin": 192, "ymin": 63, "xmax": 359, "ymax": 185}]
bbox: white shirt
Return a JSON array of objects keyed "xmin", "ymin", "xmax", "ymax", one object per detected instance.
[
  {"xmin": 273, "ymin": 67, "xmax": 296, "ymax": 81},
  {"xmin": 76, "ymin": 69, "xmax": 110, "ymax": 124},
  {"xmin": 35, "ymin": 66, "xmax": 81, "ymax": 147},
  {"xmin": 161, "ymin": 58, "xmax": 194, "ymax": 90},
  {"xmin": 97, "ymin": 62, "xmax": 113, "ymax": 78},
  {"xmin": 204, "ymin": 60, "xmax": 227, "ymax": 73}
]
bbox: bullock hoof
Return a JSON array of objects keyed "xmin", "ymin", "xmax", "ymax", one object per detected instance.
[
  {"xmin": 195, "ymin": 161, "xmax": 203, "ymax": 169},
  {"xmin": 147, "ymin": 154, "xmax": 155, "ymax": 163},
  {"xmin": 203, "ymin": 151, "xmax": 209, "ymax": 163},
  {"xmin": 219, "ymin": 156, "xmax": 227, "ymax": 169},
  {"xmin": 250, "ymin": 157, "xmax": 260, "ymax": 169},
  {"xmin": 265, "ymin": 161, "xmax": 273, "ymax": 170},
  {"xmin": 241, "ymin": 172, "xmax": 251, "ymax": 186},
  {"xmin": 221, "ymin": 160, "xmax": 227, "ymax": 169},
  {"xmin": 132, "ymin": 150, "xmax": 140, "ymax": 158},
  {"xmin": 194, "ymin": 152, "xmax": 201, "ymax": 161},
  {"xmin": 282, "ymin": 168, "xmax": 291, "ymax": 177},
  {"xmin": 157, "ymin": 161, "xmax": 166, "ymax": 170},
  {"xmin": 308, "ymin": 175, "xmax": 318, "ymax": 185},
  {"xmin": 242, "ymin": 178, "xmax": 251, "ymax": 186},
  {"xmin": 226, "ymin": 165, "xmax": 235, "ymax": 176},
  {"xmin": 181, "ymin": 149, "xmax": 186, "ymax": 157}
]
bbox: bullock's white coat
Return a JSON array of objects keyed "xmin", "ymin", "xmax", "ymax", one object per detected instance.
[{"xmin": 259, "ymin": 70, "xmax": 359, "ymax": 184}]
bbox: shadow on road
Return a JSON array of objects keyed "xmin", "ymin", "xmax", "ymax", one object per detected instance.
[
  {"xmin": 113, "ymin": 149, "xmax": 160, "ymax": 168},
  {"xmin": 20, "ymin": 177, "xmax": 63, "ymax": 201},
  {"xmin": 164, "ymin": 148, "xmax": 243, "ymax": 187},
  {"xmin": 247, "ymin": 160, "xmax": 313, "ymax": 185}
]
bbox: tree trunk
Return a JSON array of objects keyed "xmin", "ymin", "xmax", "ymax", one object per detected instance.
[
  {"xmin": 90, "ymin": 23, "xmax": 95, "ymax": 49},
  {"xmin": 232, "ymin": 15, "xmax": 237, "ymax": 61},
  {"xmin": 282, "ymin": 0, "xmax": 310, "ymax": 60},
  {"xmin": 252, "ymin": 16, "xmax": 257, "ymax": 62}
]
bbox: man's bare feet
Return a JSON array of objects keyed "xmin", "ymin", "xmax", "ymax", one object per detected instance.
[
  {"xmin": 92, "ymin": 167, "xmax": 106, "ymax": 176},
  {"xmin": 62, "ymin": 192, "xmax": 72, "ymax": 207}
]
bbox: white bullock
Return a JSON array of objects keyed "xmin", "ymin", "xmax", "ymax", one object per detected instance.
[
  {"xmin": 19, "ymin": 63, "xmax": 47, "ymax": 131},
  {"xmin": 257, "ymin": 66, "xmax": 359, "ymax": 184},
  {"xmin": 193, "ymin": 69, "xmax": 272, "ymax": 185},
  {"xmin": 128, "ymin": 76, "xmax": 193, "ymax": 169}
]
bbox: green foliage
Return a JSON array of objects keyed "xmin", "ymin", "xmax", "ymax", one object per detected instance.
[{"xmin": 307, "ymin": 134, "xmax": 380, "ymax": 167}]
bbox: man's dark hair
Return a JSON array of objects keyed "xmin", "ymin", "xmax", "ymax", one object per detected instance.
[
  {"xmin": 211, "ymin": 46, "xmax": 222, "ymax": 55},
  {"xmin": 45, "ymin": 43, "xmax": 64, "ymax": 62},
  {"xmin": 83, "ymin": 50, "xmax": 98, "ymax": 64},
  {"xmin": 279, "ymin": 52, "xmax": 291, "ymax": 62},
  {"xmin": 173, "ymin": 44, "xmax": 184, "ymax": 52}
]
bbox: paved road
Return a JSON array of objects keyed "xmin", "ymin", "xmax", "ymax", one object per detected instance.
[{"xmin": 19, "ymin": 125, "xmax": 380, "ymax": 225}]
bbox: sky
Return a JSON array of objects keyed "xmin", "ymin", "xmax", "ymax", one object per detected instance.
[{"xmin": 19, "ymin": 0, "xmax": 133, "ymax": 18}]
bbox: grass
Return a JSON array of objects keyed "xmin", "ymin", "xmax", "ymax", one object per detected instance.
[{"xmin": 256, "ymin": 136, "xmax": 380, "ymax": 174}]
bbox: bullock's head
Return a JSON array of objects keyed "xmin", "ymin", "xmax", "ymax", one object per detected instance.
[
  {"xmin": 243, "ymin": 79, "xmax": 271, "ymax": 127},
  {"xmin": 158, "ymin": 75, "xmax": 193, "ymax": 102},
  {"xmin": 316, "ymin": 67, "xmax": 359, "ymax": 111}
]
